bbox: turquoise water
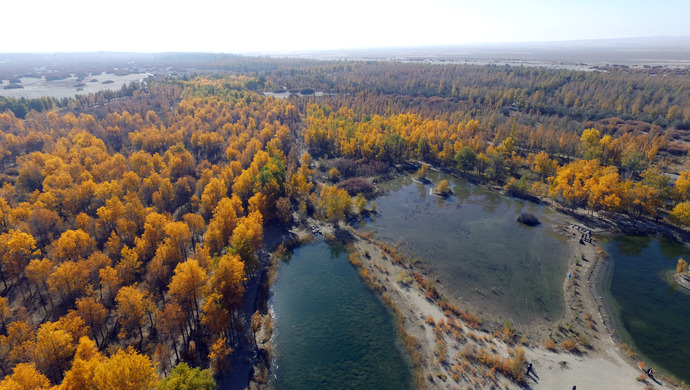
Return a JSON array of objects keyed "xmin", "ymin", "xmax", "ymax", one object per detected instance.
[
  {"xmin": 602, "ymin": 235, "xmax": 690, "ymax": 382},
  {"xmin": 269, "ymin": 241, "xmax": 412, "ymax": 390},
  {"xmin": 363, "ymin": 171, "xmax": 569, "ymax": 325}
]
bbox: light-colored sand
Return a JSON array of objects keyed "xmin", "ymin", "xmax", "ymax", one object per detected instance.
[
  {"xmin": 527, "ymin": 346, "xmax": 644, "ymax": 390},
  {"xmin": 0, "ymin": 72, "xmax": 151, "ymax": 99},
  {"xmin": 334, "ymin": 211, "xmax": 680, "ymax": 390}
]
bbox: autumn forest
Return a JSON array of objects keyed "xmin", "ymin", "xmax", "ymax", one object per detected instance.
[{"xmin": 1, "ymin": 56, "xmax": 690, "ymax": 389}]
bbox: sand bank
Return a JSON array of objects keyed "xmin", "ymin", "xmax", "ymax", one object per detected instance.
[{"xmin": 336, "ymin": 209, "xmax": 679, "ymax": 389}]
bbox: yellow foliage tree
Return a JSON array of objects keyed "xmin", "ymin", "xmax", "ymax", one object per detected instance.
[
  {"xmin": 231, "ymin": 211, "xmax": 263, "ymax": 275},
  {"xmin": 34, "ymin": 321, "xmax": 75, "ymax": 383},
  {"xmin": 549, "ymin": 159, "xmax": 602, "ymax": 209},
  {"xmin": 435, "ymin": 179, "xmax": 452, "ymax": 195},
  {"xmin": 201, "ymin": 293, "xmax": 231, "ymax": 336},
  {"xmin": 0, "ymin": 363, "xmax": 50, "ymax": 390},
  {"xmin": 207, "ymin": 253, "xmax": 246, "ymax": 313},
  {"xmin": 47, "ymin": 260, "xmax": 91, "ymax": 304},
  {"xmin": 117, "ymin": 246, "xmax": 141, "ymax": 286},
  {"xmin": 76, "ymin": 298, "xmax": 108, "ymax": 348},
  {"xmin": 134, "ymin": 213, "xmax": 170, "ymax": 263},
  {"xmin": 200, "ymin": 178, "xmax": 226, "ymax": 220},
  {"xmin": 115, "ymin": 285, "xmax": 153, "ymax": 343},
  {"xmin": 0, "ymin": 230, "xmax": 37, "ymax": 289},
  {"xmin": 580, "ymin": 128, "xmax": 602, "ymax": 160},
  {"xmin": 93, "ymin": 347, "xmax": 157, "ymax": 390},
  {"xmin": 318, "ymin": 185, "xmax": 351, "ymax": 223},
  {"xmin": 168, "ymin": 259, "xmax": 207, "ymax": 321},
  {"xmin": 61, "ymin": 336, "xmax": 103, "ymax": 390},
  {"xmin": 208, "ymin": 338, "xmax": 231, "ymax": 374},
  {"xmin": 354, "ymin": 193, "xmax": 367, "ymax": 214},
  {"xmin": 673, "ymin": 170, "xmax": 690, "ymax": 203},
  {"xmin": 529, "ymin": 151, "xmax": 558, "ymax": 181},
  {"xmin": 52, "ymin": 229, "xmax": 95, "ymax": 262},
  {"xmin": 669, "ymin": 201, "xmax": 690, "ymax": 227},
  {"xmin": 415, "ymin": 163, "xmax": 429, "ymax": 179},
  {"xmin": 248, "ymin": 192, "xmax": 269, "ymax": 222},
  {"xmin": 204, "ymin": 196, "xmax": 242, "ymax": 256}
]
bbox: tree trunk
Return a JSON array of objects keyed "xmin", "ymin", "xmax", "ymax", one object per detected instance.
[
  {"xmin": 0, "ymin": 268, "xmax": 7, "ymax": 291},
  {"xmin": 138, "ymin": 323, "xmax": 144, "ymax": 349},
  {"xmin": 171, "ymin": 337, "xmax": 180, "ymax": 362}
]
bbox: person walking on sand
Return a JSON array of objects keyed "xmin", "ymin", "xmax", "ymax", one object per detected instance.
[{"xmin": 526, "ymin": 362, "xmax": 533, "ymax": 376}]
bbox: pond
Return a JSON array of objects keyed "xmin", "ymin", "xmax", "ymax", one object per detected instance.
[
  {"xmin": 269, "ymin": 240, "xmax": 412, "ymax": 390},
  {"xmin": 601, "ymin": 234, "xmax": 690, "ymax": 382},
  {"xmin": 362, "ymin": 171, "xmax": 569, "ymax": 325}
]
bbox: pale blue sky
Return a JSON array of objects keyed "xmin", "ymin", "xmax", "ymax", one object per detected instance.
[{"xmin": 3, "ymin": 0, "xmax": 689, "ymax": 53}]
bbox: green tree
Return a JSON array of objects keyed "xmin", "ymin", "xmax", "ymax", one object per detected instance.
[
  {"xmin": 156, "ymin": 362, "xmax": 215, "ymax": 390},
  {"xmin": 487, "ymin": 152, "xmax": 507, "ymax": 182},
  {"xmin": 455, "ymin": 147, "xmax": 476, "ymax": 173}
]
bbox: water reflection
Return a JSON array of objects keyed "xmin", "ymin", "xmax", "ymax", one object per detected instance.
[
  {"xmin": 602, "ymin": 235, "xmax": 690, "ymax": 382},
  {"xmin": 270, "ymin": 241, "xmax": 412, "ymax": 390},
  {"xmin": 365, "ymin": 171, "xmax": 568, "ymax": 324},
  {"xmin": 610, "ymin": 234, "xmax": 654, "ymax": 256}
]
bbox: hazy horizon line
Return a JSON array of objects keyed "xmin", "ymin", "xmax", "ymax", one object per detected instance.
[{"xmin": 2, "ymin": 35, "xmax": 690, "ymax": 56}]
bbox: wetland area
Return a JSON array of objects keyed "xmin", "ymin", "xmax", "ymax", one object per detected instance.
[
  {"xmin": 361, "ymin": 171, "xmax": 568, "ymax": 326},
  {"xmin": 4, "ymin": 45, "xmax": 690, "ymax": 390},
  {"xmin": 267, "ymin": 170, "xmax": 690, "ymax": 389}
]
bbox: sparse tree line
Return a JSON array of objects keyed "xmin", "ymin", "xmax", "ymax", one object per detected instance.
[{"xmin": 302, "ymin": 102, "xmax": 690, "ymax": 227}]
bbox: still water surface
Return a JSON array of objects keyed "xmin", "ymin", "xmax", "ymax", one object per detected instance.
[
  {"xmin": 269, "ymin": 170, "xmax": 690, "ymax": 385},
  {"xmin": 362, "ymin": 171, "xmax": 569, "ymax": 325},
  {"xmin": 602, "ymin": 235, "xmax": 690, "ymax": 382},
  {"xmin": 269, "ymin": 241, "xmax": 412, "ymax": 390}
]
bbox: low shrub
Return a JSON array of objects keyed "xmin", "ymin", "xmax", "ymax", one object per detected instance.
[
  {"xmin": 517, "ymin": 211, "xmax": 540, "ymax": 226},
  {"xmin": 338, "ymin": 177, "xmax": 375, "ymax": 196},
  {"xmin": 561, "ymin": 337, "xmax": 578, "ymax": 352}
]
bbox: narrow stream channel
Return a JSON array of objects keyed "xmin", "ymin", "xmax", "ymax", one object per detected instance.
[{"xmin": 269, "ymin": 241, "xmax": 413, "ymax": 389}]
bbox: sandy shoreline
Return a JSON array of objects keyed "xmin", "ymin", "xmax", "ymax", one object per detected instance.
[
  {"xmin": 249, "ymin": 195, "xmax": 686, "ymax": 389},
  {"xmin": 674, "ymin": 273, "xmax": 690, "ymax": 291},
  {"xmin": 331, "ymin": 205, "xmax": 680, "ymax": 389}
]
